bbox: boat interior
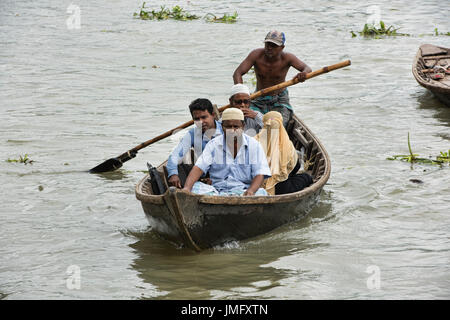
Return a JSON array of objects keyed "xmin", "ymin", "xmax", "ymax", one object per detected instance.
[
  {"xmin": 416, "ymin": 44, "xmax": 450, "ymax": 85},
  {"xmin": 146, "ymin": 115, "xmax": 326, "ymax": 196}
]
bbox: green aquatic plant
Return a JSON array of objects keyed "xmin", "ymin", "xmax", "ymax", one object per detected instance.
[
  {"xmin": 170, "ymin": 5, "xmax": 199, "ymax": 20},
  {"xmin": 437, "ymin": 150, "xmax": 450, "ymax": 163},
  {"xmin": 134, "ymin": 3, "xmax": 239, "ymax": 24},
  {"xmin": 204, "ymin": 12, "xmax": 238, "ymax": 23},
  {"xmin": 6, "ymin": 154, "xmax": 34, "ymax": 165},
  {"xmin": 134, "ymin": 3, "xmax": 199, "ymax": 21},
  {"xmin": 434, "ymin": 28, "xmax": 450, "ymax": 36},
  {"xmin": 351, "ymin": 21, "xmax": 409, "ymax": 38},
  {"xmin": 387, "ymin": 133, "xmax": 449, "ymax": 166}
]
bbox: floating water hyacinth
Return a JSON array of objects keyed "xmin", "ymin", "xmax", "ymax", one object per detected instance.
[
  {"xmin": 134, "ymin": 3, "xmax": 238, "ymax": 23},
  {"xmin": 387, "ymin": 133, "xmax": 450, "ymax": 166},
  {"xmin": 6, "ymin": 154, "xmax": 34, "ymax": 165},
  {"xmin": 437, "ymin": 150, "xmax": 450, "ymax": 163},
  {"xmin": 351, "ymin": 21, "xmax": 409, "ymax": 38},
  {"xmin": 204, "ymin": 12, "xmax": 238, "ymax": 23},
  {"xmin": 434, "ymin": 28, "xmax": 450, "ymax": 36},
  {"xmin": 134, "ymin": 3, "xmax": 199, "ymax": 21}
]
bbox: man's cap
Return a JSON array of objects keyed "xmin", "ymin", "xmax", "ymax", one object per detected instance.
[
  {"xmin": 264, "ymin": 30, "xmax": 285, "ymax": 46},
  {"xmin": 230, "ymin": 83, "xmax": 250, "ymax": 98},
  {"xmin": 222, "ymin": 108, "xmax": 244, "ymax": 121}
]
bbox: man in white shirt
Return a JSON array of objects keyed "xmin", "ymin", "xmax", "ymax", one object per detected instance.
[{"xmin": 182, "ymin": 108, "xmax": 271, "ymax": 196}]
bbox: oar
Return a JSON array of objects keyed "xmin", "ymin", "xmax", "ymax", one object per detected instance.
[{"xmin": 89, "ymin": 59, "xmax": 351, "ymax": 173}]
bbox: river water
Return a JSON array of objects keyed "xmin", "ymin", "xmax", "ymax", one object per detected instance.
[{"xmin": 1, "ymin": 0, "xmax": 449, "ymax": 300}]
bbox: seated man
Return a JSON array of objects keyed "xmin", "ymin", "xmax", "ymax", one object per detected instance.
[
  {"xmin": 182, "ymin": 108, "xmax": 271, "ymax": 196},
  {"xmin": 229, "ymin": 83, "xmax": 263, "ymax": 136},
  {"xmin": 254, "ymin": 111, "xmax": 313, "ymax": 195},
  {"xmin": 167, "ymin": 98, "xmax": 223, "ymax": 188}
]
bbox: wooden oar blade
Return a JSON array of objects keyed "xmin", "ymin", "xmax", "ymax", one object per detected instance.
[{"xmin": 89, "ymin": 158, "xmax": 123, "ymax": 173}]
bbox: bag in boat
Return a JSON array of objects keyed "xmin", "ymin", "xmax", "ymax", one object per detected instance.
[{"xmin": 147, "ymin": 162, "xmax": 167, "ymax": 195}]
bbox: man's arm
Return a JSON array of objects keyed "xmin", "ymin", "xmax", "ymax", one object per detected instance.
[
  {"xmin": 182, "ymin": 166, "xmax": 204, "ymax": 192},
  {"xmin": 233, "ymin": 50, "xmax": 258, "ymax": 84},
  {"xmin": 253, "ymin": 110, "xmax": 263, "ymax": 129},
  {"xmin": 243, "ymin": 174, "xmax": 265, "ymax": 196},
  {"xmin": 242, "ymin": 110, "xmax": 263, "ymax": 135},
  {"xmin": 167, "ymin": 130, "xmax": 193, "ymax": 188},
  {"xmin": 244, "ymin": 139, "xmax": 273, "ymax": 196},
  {"xmin": 182, "ymin": 140, "xmax": 214, "ymax": 192},
  {"xmin": 288, "ymin": 53, "xmax": 312, "ymax": 82}
]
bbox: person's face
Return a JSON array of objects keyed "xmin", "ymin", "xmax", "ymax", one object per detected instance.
[
  {"xmin": 229, "ymin": 93, "xmax": 251, "ymax": 110},
  {"xmin": 222, "ymin": 119, "xmax": 244, "ymax": 141},
  {"xmin": 192, "ymin": 110, "xmax": 215, "ymax": 133},
  {"xmin": 264, "ymin": 42, "xmax": 284, "ymax": 58}
]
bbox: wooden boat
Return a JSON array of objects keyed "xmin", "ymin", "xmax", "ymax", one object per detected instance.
[
  {"xmin": 413, "ymin": 44, "xmax": 450, "ymax": 106},
  {"xmin": 135, "ymin": 114, "xmax": 331, "ymax": 251}
]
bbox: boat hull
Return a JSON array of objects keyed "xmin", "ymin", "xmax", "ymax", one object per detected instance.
[
  {"xmin": 412, "ymin": 44, "xmax": 450, "ymax": 107},
  {"xmin": 138, "ymin": 183, "xmax": 321, "ymax": 249}
]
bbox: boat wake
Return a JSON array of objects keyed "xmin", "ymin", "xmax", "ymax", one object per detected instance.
[{"xmin": 213, "ymin": 240, "xmax": 243, "ymax": 251}]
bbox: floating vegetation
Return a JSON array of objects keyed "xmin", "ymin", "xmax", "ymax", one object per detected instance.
[
  {"xmin": 134, "ymin": 3, "xmax": 238, "ymax": 23},
  {"xmin": 130, "ymin": 65, "xmax": 158, "ymax": 69},
  {"xmin": 6, "ymin": 154, "xmax": 34, "ymax": 165},
  {"xmin": 437, "ymin": 150, "xmax": 450, "ymax": 162},
  {"xmin": 434, "ymin": 28, "xmax": 450, "ymax": 36},
  {"xmin": 168, "ymin": 5, "xmax": 200, "ymax": 20},
  {"xmin": 204, "ymin": 12, "xmax": 238, "ymax": 23},
  {"xmin": 387, "ymin": 133, "xmax": 450, "ymax": 166},
  {"xmin": 351, "ymin": 21, "xmax": 409, "ymax": 38},
  {"xmin": 134, "ymin": 3, "xmax": 199, "ymax": 21}
]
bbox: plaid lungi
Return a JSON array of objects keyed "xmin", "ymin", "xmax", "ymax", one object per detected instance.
[{"xmin": 250, "ymin": 89, "xmax": 293, "ymax": 127}]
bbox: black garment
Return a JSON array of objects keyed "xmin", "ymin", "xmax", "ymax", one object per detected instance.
[
  {"xmin": 274, "ymin": 164, "xmax": 313, "ymax": 196},
  {"xmin": 272, "ymin": 150, "xmax": 313, "ymax": 195}
]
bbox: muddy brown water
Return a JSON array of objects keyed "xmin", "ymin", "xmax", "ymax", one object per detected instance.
[{"xmin": 1, "ymin": 0, "xmax": 449, "ymax": 299}]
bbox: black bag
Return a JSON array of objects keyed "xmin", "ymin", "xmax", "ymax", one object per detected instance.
[
  {"xmin": 176, "ymin": 164, "xmax": 193, "ymax": 187},
  {"xmin": 147, "ymin": 163, "xmax": 167, "ymax": 195}
]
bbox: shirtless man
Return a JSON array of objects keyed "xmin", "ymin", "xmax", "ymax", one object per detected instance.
[{"xmin": 233, "ymin": 30, "xmax": 312, "ymax": 127}]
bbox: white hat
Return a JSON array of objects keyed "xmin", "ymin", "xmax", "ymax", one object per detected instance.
[
  {"xmin": 222, "ymin": 108, "xmax": 244, "ymax": 121},
  {"xmin": 230, "ymin": 83, "xmax": 250, "ymax": 98}
]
